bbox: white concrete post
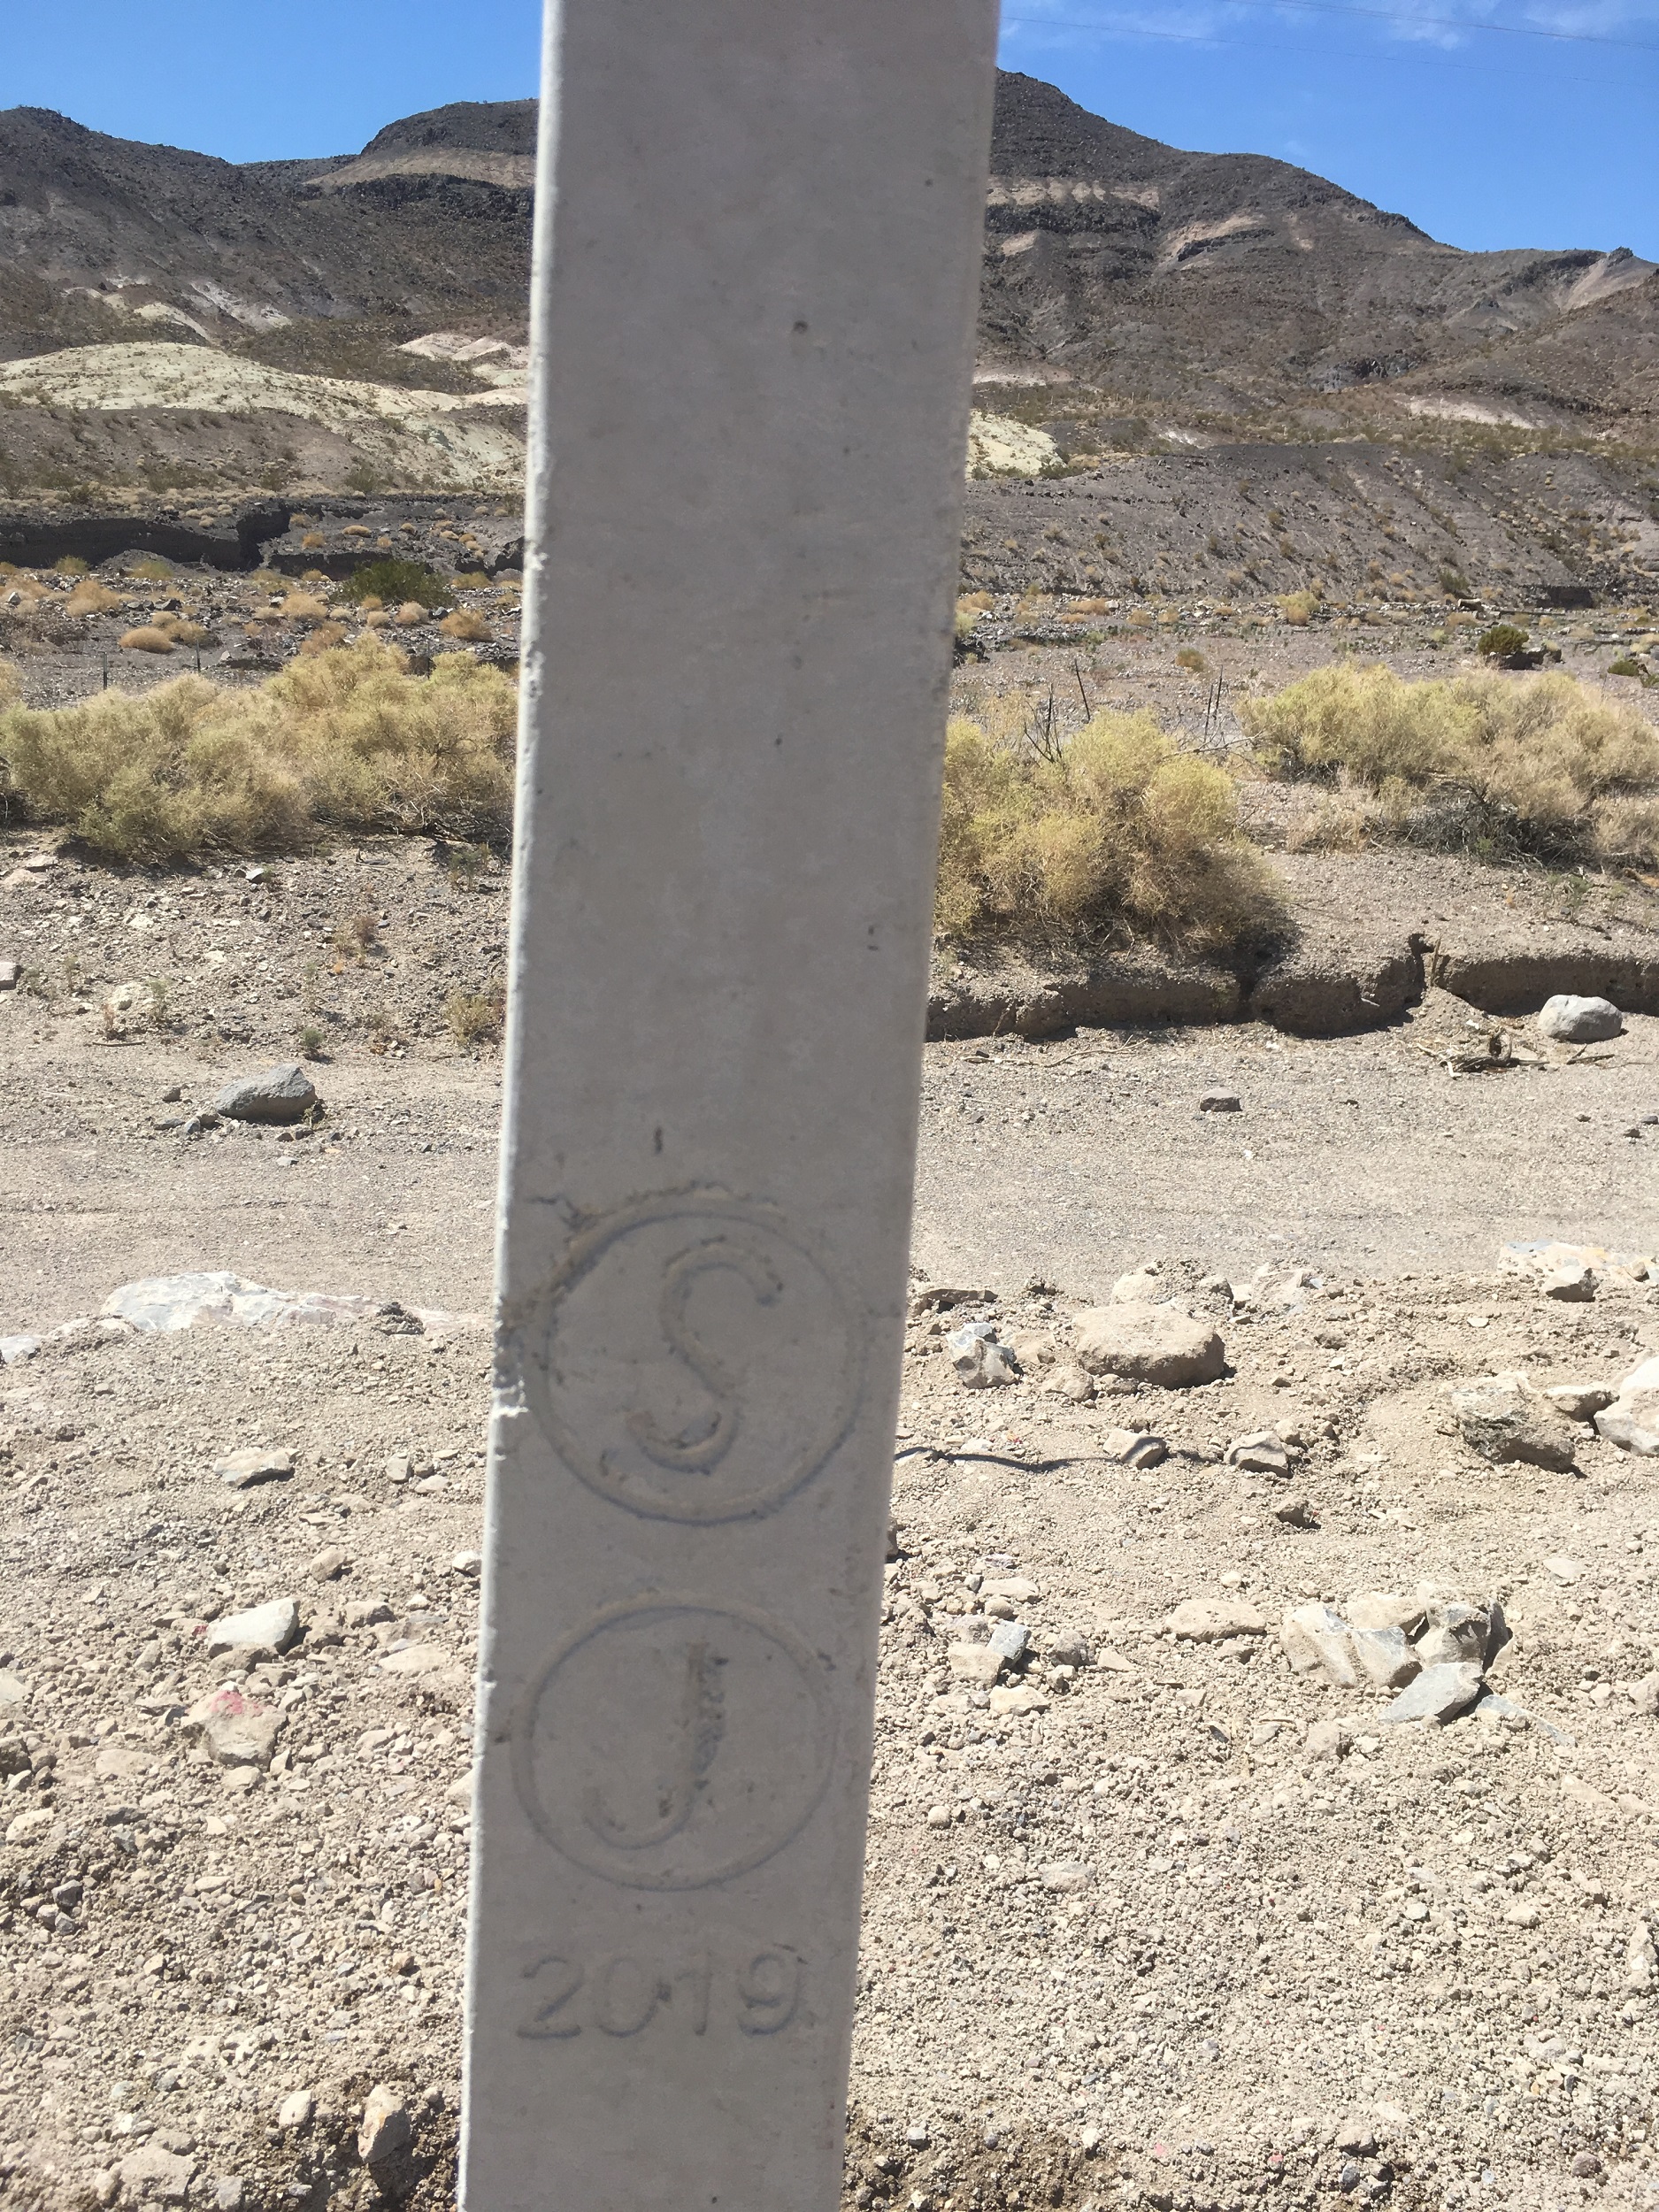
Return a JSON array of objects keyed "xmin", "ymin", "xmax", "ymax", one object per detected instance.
[{"xmin": 462, "ymin": 4, "xmax": 999, "ymax": 2207}]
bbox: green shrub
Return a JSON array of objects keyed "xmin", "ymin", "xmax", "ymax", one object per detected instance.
[
  {"xmin": 0, "ymin": 636, "xmax": 517, "ymax": 864},
  {"xmin": 340, "ymin": 557, "xmax": 447, "ymax": 607},
  {"xmin": 1242, "ymin": 662, "xmax": 1659, "ymax": 864},
  {"xmin": 936, "ymin": 709, "xmax": 1282, "ymax": 952},
  {"xmin": 1476, "ymin": 622, "xmax": 1529, "ymax": 659}
]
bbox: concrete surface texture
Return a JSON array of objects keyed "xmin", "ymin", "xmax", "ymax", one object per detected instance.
[{"xmin": 462, "ymin": 5, "xmax": 1000, "ymax": 2209}]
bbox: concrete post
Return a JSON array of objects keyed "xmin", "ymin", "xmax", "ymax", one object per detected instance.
[{"xmin": 463, "ymin": 4, "xmax": 999, "ymax": 2205}]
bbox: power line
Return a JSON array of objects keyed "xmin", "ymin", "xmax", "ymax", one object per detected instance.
[{"xmin": 1002, "ymin": 3, "xmax": 1659, "ymax": 56}]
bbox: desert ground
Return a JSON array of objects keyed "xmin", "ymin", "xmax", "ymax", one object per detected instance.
[{"xmin": 2, "ymin": 574, "xmax": 1659, "ymax": 2212}]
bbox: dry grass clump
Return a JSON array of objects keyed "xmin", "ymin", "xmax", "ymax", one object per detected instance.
[
  {"xmin": 445, "ymin": 988, "xmax": 505, "ymax": 1048},
  {"xmin": 280, "ymin": 593, "xmax": 331, "ymax": 629},
  {"xmin": 1243, "ymin": 662, "xmax": 1659, "ymax": 864},
  {"xmin": 0, "ymin": 658, "xmax": 19, "ymax": 710},
  {"xmin": 395, "ymin": 602, "xmax": 430, "ymax": 627},
  {"xmin": 0, "ymin": 636, "xmax": 517, "ymax": 864},
  {"xmin": 119, "ymin": 626, "xmax": 177, "ymax": 655},
  {"xmin": 936, "ymin": 709, "xmax": 1282, "ymax": 953},
  {"xmin": 439, "ymin": 608, "xmax": 492, "ymax": 642},
  {"xmin": 65, "ymin": 580, "xmax": 123, "ymax": 617}
]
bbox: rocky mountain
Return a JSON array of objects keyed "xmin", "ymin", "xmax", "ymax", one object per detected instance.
[
  {"xmin": 0, "ymin": 72, "xmax": 1651, "ymax": 510},
  {"xmin": 0, "ymin": 103, "xmax": 533, "ymax": 368},
  {"xmin": 979, "ymin": 72, "xmax": 1656, "ymax": 437}
]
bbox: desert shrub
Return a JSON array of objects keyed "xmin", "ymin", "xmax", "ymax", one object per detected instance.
[
  {"xmin": 130, "ymin": 556, "xmax": 173, "ymax": 582},
  {"xmin": 445, "ymin": 987, "xmax": 504, "ymax": 1047},
  {"xmin": 119, "ymin": 626, "xmax": 177, "ymax": 654},
  {"xmin": 1476, "ymin": 622, "xmax": 1529, "ymax": 659},
  {"xmin": 299, "ymin": 623, "xmax": 349, "ymax": 656},
  {"xmin": 173, "ymin": 621, "xmax": 211, "ymax": 649},
  {"xmin": 65, "ymin": 580, "xmax": 122, "ymax": 617},
  {"xmin": 339, "ymin": 557, "xmax": 446, "ymax": 608},
  {"xmin": 280, "ymin": 593, "xmax": 331, "ymax": 629},
  {"xmin": 440, "ymin": 607, "xmax": 492, "ymax": 642},
  {"xmin": 936, "ymin": 709, "xmax": 1282, "ymax": 953},
  {"xmin": 0, "ymin": 658, "xmax": 19, "ymax": 710},
  {"xmin": 1243, "ymin": 662, "xmax": 1659, "ymax": 864},
  {"xmin": 1175, "ymin": 648, "xmax": 1207, "ymax": 673},
  {"xmin": 53, "ymin": 556, "xmax": 89, "ymax": 576},
  {"xmin": 1439, "ymin": 566, "xmax": 1471, "ymax": 598},
  {"xmin": 0, "ymin": 636, "xmax": 517, "ymax": 863},
  {"xmin": 1277, "ymin": 589, "xmax": 1318, "ymax": 626}
]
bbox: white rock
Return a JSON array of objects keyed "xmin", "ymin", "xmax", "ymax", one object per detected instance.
[
  {"xmin": 106, "ymin": 1271, "xmax": 380, "ymax": 1335},
  {"xmin": 1450, "ymin": 1372, "xmax": 1577, "ymax": 1471},
  {"xmin": 1280, "ymin": 1603, "xmax": 1357, "ymax": 1686},
  {"xmin": 377, "ymin": 1644, "xmax": 457, "ymax": 1678},
  {"xmin": 1347, "ymin": 1592, "xmax": 1425, "ymax": 1636},
  {"xmin": 205, "ymin": 1598, "xmax": 299, "ymax": 1657},
  {"xmin": 214, "ymin": 1446, "xmax": 294, "ymax": 1490},
  {"xmin": 1545, "ymin": 1383, "xmax": 1616, "ymax": 1421},
  {"xmin": 307, "ymin": 1547, "xmax": 346, "ymax": 1581},
  {"xmin": 947, "ymin": 1322, "xmax": 1018, "ymax": 1388},
  {"xmin": 1072, "ymin": 1305, "xmax": 1225, "ymax": 1386},
  {"xmin": 1039, "ymin": 1860, "xmax": 1094, "ymax": 1892},
  {"xmin": 357, "ymin": 2086, "xmax": 412, "ymax": 2166},
  {"xmin": 4, "ymin": 1808, "xmax": 54, "ymax": 1847},
  {"xmin": 1625, "ymin": 1922, "xmax": 1656, "ymax": 1993},
  {"xmin": 1110, "ymin": 1264, "xmax": 1163, "ymax": 1303},
  {"xmin": 1168, "ymin": 1598, "xmax": 1267, "ymax": 1642},
  {"xmin": 1040, "ymin": 1364, "xmax": 1094, "ymax": 1402},
  {"xmin": 184, "ymin": 1687, "xmax": 282, "ymax": 1768},
  {"xmin": 1351, "ymin": 1625, "xmax": 1419, "ymax": 1690},
  {"xmin": 1226, "ymin": 1429, "xmax": 1290, "ymax": 1474},
  {"xmin": 1380, "ymin": 1662, "xmax": 1484, "ymax": 1725},
  {"xmin": 117, "ymin": 2145, "xmax": 195, "ymax": 2204},
  {"xmin": 948, "ymin": 1644, "xmax": 1003, "ymax": 1687},
  {"xmin": 1538, "ymin": 994, "xmax": 1623, "ymax": 1043},
  {"xmin": 1098, "ymin": 1427, "xmax": 1168, "ymax": 1468},
  {"xmin": 1594, "ymin": 1356, "xmax": 1659, "ymax": 1455},
  {"xmin": 277, "ymin": 2091, "xmax": 314, "ymax": 2131},
  {"xmin": 1414, "ymin": 1601, "xmax": 1489, "ymax": 1670}
]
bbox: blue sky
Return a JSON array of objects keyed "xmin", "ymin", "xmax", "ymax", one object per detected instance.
[{"xmin": 2, "ymin": 0, "xmax": 1653, "ymax": 258}]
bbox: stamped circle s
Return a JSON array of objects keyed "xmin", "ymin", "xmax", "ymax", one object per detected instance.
[
  {"xmin": 526, "ymin": 1194, "xmax": 861, "ymax": 1522},
  {"xmin": 512, "ymin": 1596, "xmax": 836, "ymax": 1891}
]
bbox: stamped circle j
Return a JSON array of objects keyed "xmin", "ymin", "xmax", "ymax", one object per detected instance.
[
  {"xmin": 528, "ymin": 1195, "xmax": 862, "ymax": 1523},
  {"xmin": 513, "ymin": 1598, "xmax": 836, "ymax": 1890}
]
